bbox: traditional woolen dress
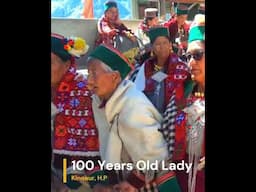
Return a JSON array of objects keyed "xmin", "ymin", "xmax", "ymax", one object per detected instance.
[
  {"xmin": 51, "ymin": 34, "xmax": 100, "ymax": 189},
  {"xmin": 88, "ymin": 44, "xmax": 182, "ymax": 192},
  {"xmin": 133, "ymin": 27, "xmax": 191, "ymax": 162},
  {"xmin": 175, "ymin": 18, "xmax": 205, "ymax": 192}
]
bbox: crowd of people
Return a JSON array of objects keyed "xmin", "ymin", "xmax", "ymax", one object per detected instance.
[{"xmin": 51, "ymin": 1, "xmax": 205, "ymax": 192}]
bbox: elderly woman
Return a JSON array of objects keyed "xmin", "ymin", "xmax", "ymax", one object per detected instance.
[
  {"xmin": 175, "ymin": 14, "xmax": 205, "ymax": 192},
  {"xmin": 133, "ymin": 26, "xmax": 191, "ymax": 164},
  {"xmin": 95, "ymin": 0, "xmax": 136, "ymax": 47},
  {"xmin": 51, "ymin": 33, "xmax": 100, "ymax": 191},
  {"xmin": 86, "ymin": 44, "xmax": 181, "ymax": 192}
]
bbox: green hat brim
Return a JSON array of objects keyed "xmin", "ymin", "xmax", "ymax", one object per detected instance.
[
  {"xmin": 148, "ymin": 27, "xmax": 170, "ymax": 44},
  {"xmin": 89, "ymin": 45, "xmax": 132, "ymax": 79},
  {"xmin": 175, "ymin": 4, "xmax": 188, "ymax": 15},
  {"xmin": 188, "ymin": 26, "xmax": 205, "ymax": 43},
  {"xmin": 176, "ymin": 9, "xmax": 188, "ymax": 15},
  {"xmin": 51, "ymin": 36, "xmax": 71, "ymax": 61}
]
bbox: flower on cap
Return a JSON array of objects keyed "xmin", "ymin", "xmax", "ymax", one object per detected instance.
[{"xmin": 63, "ymin": 37, "xmax": 89, "ymax": 58}]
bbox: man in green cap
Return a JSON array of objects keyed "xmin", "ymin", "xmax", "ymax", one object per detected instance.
[{"xmin": 85, "ymin": 44, "xmax": 182, "ymax": 192}]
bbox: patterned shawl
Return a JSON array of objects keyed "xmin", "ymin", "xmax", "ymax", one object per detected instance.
[
  {"xmin": 143, "ymin": 54, "xmax": 190, "ymax": 161},
  {"xmin": 53, "ymin": 58, "xmax": 99, "ymax": 157}
]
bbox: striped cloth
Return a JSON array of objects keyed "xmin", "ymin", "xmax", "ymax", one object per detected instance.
[{"xmin": 158, "ymin": 90, "xmax": 177, "ymax": 160}]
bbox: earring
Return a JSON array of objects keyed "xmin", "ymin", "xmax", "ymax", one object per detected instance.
[
  {"xmin": 150, "ymin": 50, "xmax": 154, "ymax": 57},
  {"xmin": 169, "ymin": 47, "xmax": 173, "ymax": 53}
]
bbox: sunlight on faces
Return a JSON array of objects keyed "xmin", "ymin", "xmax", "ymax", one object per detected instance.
[
  {"xmin": 187, "ymin": 41, "xmax": 205, "ymax": 85},
  {"xmin": 152, "ymin": 36, "xmax": 172, "ymax": 59},
  {"xmin": 51, "ymin": 53, "xmax": 70, "ymax": 87},
  {"xmin": 87, "ymin": 59, "xmax": 120, "ymax": 100},
  {"xmin": 105, "ymin": 7, "xmax": 119, "ymax": 22}
]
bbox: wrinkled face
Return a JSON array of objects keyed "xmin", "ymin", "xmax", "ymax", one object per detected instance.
[
  {"xmin": 152, "ymin": 36, "xmax": 171, "ymax": 59},
  {"xmin": 87, "ymin": 59, "xmax": 120, "ymax": 100},
  {"xmin": 186, "ymin": 41, "xmax": 205, "ymax": 85},
  {"xmin": 51, "ymin": 53, "xmax": 70, "ymax": 87},
  {"xmin": 105, "ymin": 7, "xmax": 119, "ymax": 22},
  {"xmin": 177, "ymin": 14, "xmax": 187, "ymax": 25}
]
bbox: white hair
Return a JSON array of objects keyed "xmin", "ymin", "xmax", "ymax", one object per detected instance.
[
  {"xmin": 191, "ymin": 14, "xmax": 205, "ymax": 27},
  {"xmin": 100, "ymin": 61, "xmax": 114, "ymax": 72}
]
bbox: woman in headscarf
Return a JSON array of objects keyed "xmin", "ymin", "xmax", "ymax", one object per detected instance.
[{"xmin": 132, "ymin": 26, "xmax": 191, "ymax": 166}]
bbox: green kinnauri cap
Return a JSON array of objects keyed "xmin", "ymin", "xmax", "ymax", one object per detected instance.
[
  {"xmin": 188, "ymin": 26, "xmax": 205, "ymax": 43},
  {"xmin": 89, "ymin": 44, "xmax": 133, "ymax": 79},
  {"xmin": 148, "ymin": 27, "xmax": 170, "ymax": 44},
  {"xmin": 51, "ymin": 33, "xmax": 71, "ymax": 61},
  {"xmin": 51, "ymin": 33, "xmax": 89, "ymax": 61},
  {"xmin": 175, "ymin": 3, "xmax": 188, "ymax": 15}
]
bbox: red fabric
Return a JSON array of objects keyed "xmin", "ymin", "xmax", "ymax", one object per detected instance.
[
  {"xmin": 163, "ymin": 18, "xmax": 190, "ymax": 44},
  {"xmin": 95, "ymin": 16, "xmax": 117, "ymax": 46},
  {"xmin": 175, "ymin": 155, "xmax": 205, "ymax": 192},
  {"xmin": 143, "ymin": 54, "xmax": 190, "ymax": 160},
  {"xmin": 53, "ymin": 58, "xmax": 99, "ymax": 156},
  {"xmin": 175, "ymin": 95, "xmax": 205, "ymax": 192},
  {"xmin": 126, "ymin": 171, "xmax": 146, "ymax": 189},
  {"xmin": 95, "ymin": 16, "xmax": 133, "ymax": 47},
  {"xmin": 138, "ymin": 20, "xmax": 150, "ymax": 34}
]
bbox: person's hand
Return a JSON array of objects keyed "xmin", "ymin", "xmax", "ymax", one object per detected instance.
[
  {"xmin": 93, "ymin": 184, "xmax": 112, "ymax": 192},
  {"xmin": 114, "ymin": 181, "xmax": 138, "ymax": 192},
  {"xmin": 197, "ymin": 156, "xmax": 205, "ymax": 171},
  {"xmin": 125, "ymin": 31, "xmax": 136, "ymax": 43}
]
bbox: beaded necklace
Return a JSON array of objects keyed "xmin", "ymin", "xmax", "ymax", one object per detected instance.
[{"xmin": 154, "ymin": 63, "xmax": 164, "ymax": 72}]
